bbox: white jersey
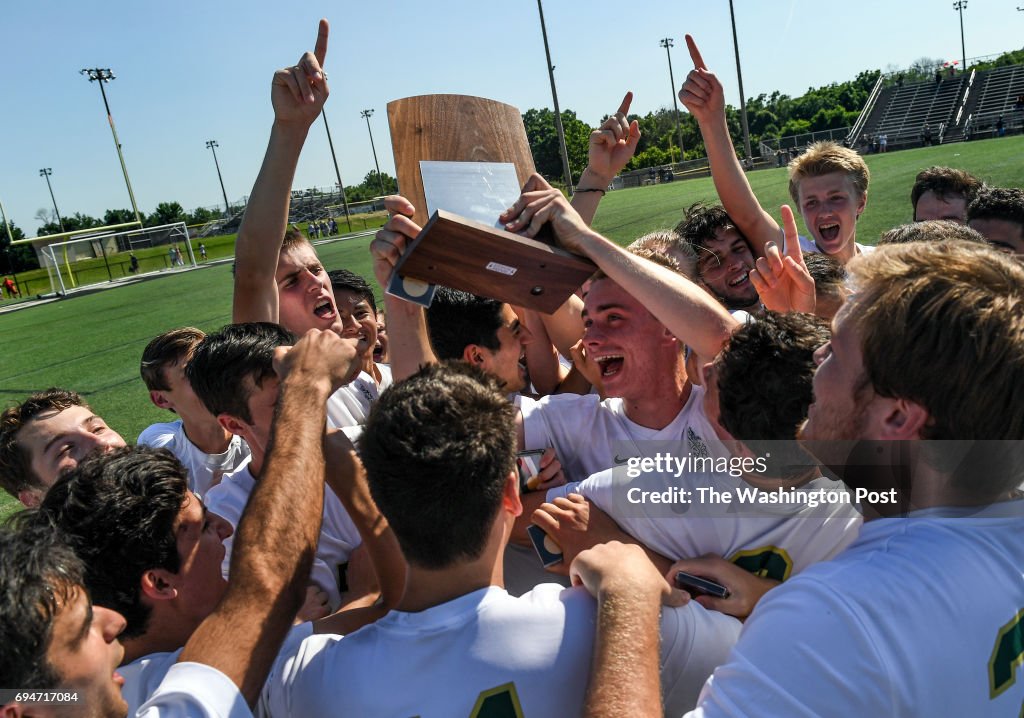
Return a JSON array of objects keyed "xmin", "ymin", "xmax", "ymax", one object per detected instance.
[
  {"xmin": 204, "ymin": 461, "xmax": 362, "ymax": 609},
  {"xmin": 326, "ymin": 365, "xmax": 392, "ymax": 430},
  {"xmin": 137, "ymin": 420, "xmax": 250, "ymax": 498},
  {"xmin": 687, "ymin": 499, "xmax": 1024, "ymax": 717},
  {"xmin": 549, "ymin": 468, "xmax": 861, "ymax": 581},
  {"xmin": 137, "ymin": 662, "xmax": 251, "ymax": 718},
  {"xmin": 123, "ymin": 623, "xmax": 312, "ymax": 718},
  {"xmin": 797, "ymin": 234, "xmax": 876, "ymax": 256},
  {"xmin": 263, "ymin": 583, "xmax": 740, "ymax": 717},
  {"xmin": 519, "ymin": 385, "xmax": 719, "ymax": 483}
]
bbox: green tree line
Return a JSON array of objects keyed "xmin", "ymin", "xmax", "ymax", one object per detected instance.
[
  {"xmin": 524, "ymin": 67, "xmax": 880, "ymax": 181},
  {"xmin": 524, "ymin": 44, "xmax": 1022, "ymax": 181}
]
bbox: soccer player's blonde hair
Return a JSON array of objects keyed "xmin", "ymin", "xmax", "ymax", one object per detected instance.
[{"xmin": 788, "ymin": 141, "xmax": 869, "ymax": 205}]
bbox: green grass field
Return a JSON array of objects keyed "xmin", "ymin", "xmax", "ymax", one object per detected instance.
[{"xmin": 2, "ymin": 135, "xmax": 1023, "ymax": 519}]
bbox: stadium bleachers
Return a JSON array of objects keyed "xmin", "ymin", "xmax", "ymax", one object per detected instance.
[
  {"xmin": 857, "ymin": 64, "xmax": 1024, "ymax": 149},
  {"xmin": 861, "ymin": 76, "xmax": 966, "ymax": 148},
  {"xmin": 953, "ymin": 64, "xmax": 1024, "ymax": 141}
]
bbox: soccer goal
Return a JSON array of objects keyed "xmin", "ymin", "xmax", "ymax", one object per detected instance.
[{"xmin": 36, "ymin": 222, "xmax": 194, "ymax": 295}]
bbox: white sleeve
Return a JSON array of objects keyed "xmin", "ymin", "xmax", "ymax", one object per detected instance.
[
  {"xmin": 307, "ymin": 558, "xmax": 342, "ymax": 611},
  {"xmin": 136, "ymin": 662, "xmax": 251, "ymax": 718},
  {"xmin": 659, "ymin": 601, "xmax": 742, "ymax": 716},
  {"xmin": 259, "ymin": 633, "xmax": 340, "ymax": 718},
  {"xmin": 520, "ymin": 394, "xmax": 597, "ymax": 453},
  {"xmin": 137, "ymin": 424, "xmax": 176, "ymax": 450},
  {"xmin": 255, "ymin": 622, "xmax": 314, "ymax": 718},
  {"xmin": 683, "ymin": 577, "xmax": 892, "ymax": 717},
  {"xmin": 544, "ymin": 481, "xmax": 582, "ymax": 503}
]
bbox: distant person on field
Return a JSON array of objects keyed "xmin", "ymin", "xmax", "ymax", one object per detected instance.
[
  {"xmin": 910, "ymin": 166, "xmax": 983, "ymax": 223},
  {"xmin": 680, "ymin": 35, "xmax": 872, "ymax": 265},
  {"xmin": 2, "ymin": 276, "xmax": 19, "ymax": 298},
  {"xmin": 138, "ymin": 327, "xmax": 251, "ymax": 497},
  {"xmin": 967, "ymin": 186, "xmax": 1024, "ymax": 255},
  {"xmin": 129, "ymin": 253, "xmax": 139, "ymax": 273},
  {"xmin": 0, "ymin": 388, "xmax": 126, "ymax": 507},
  {"xmin": 199, "ymin": 242, "xmax": 207, "ymax": 260}
]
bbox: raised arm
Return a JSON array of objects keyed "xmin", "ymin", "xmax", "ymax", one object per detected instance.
[
  {"xmin": 571, "ymin": 542, "xmax": 681, "ymax": 718},
  {"xmin": 369, "ymin": 195, "xmax": 439, "ymax": 381},
  {"xmin": 501, "ymin": 175, "xmax": 738, "ymax": 360},
  {"xmin": 679, "ymin": 35, "xmax": 780, "ymax": 257},
  {"xmin": 178, "ymin": 328, "xmax": 358, "ymax": 706},
  {"xmin": 314, "ymin": 430, "xmax": 406, "ymax": 634},
  {"xmin": 570, "ymin": 91, "xmax": 641, "ymax": 225},
  {"xmin": 233, "ymin": 19, "xmax": 330, "ymax": 324}
]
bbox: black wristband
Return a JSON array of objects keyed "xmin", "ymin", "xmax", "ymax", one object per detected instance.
[{"xmin": 575, "ymin": 187, "xmax": 606, "ymax": 196}]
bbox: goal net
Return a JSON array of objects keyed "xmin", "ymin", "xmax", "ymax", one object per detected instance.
[{"xmin": 37, "ymin": 222, "xmax": 193, "ymax": 296}]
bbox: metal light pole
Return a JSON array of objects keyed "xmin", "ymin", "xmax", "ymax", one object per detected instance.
[
  {"xmin": 0, "ymin": 197, "xmax": 13, "ymax": 247},
  {"xmin": 80, "ymin": 68, "xmax": 143, "ymax": 227},
  {"xmin": 39, "ymin": 168, "xmax": 66, "ymax": 233},
  {"xmin": 953, "ymin": 1, "xmax": 968, "ymax": 72},
  {"xmin": 205, "ymin": 140, "xmax": 231, "ymax": 217},
  {"xmin": 659, "ymin": 38, "xmax": 686, "ymax": 163},
  {"xmin": 537, "ymin": 0, "xmax": 574, "ymax": 193},
  {"xmin": 322, "ymin": 109, "xmax": 352, "ymax": 232},
  {"xmin": 728, "ymin": 0, "xmax": 753, "ymax": 162},
  {"xmin": 360, "ymin": 109, "xmax": 386, "ymax": 197}
]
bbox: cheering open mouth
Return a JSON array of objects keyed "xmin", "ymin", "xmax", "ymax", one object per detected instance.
[{"xmin": 595, "ymin": 354, "xmax": 624, "ymax": 377}]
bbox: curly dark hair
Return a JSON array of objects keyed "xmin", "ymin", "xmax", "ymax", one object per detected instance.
[
  {"xmin": 359, "ymin": 362, "xmax": 517, "ymax": 569},
  {"xmin": 910, "ymin": 166, "xmax": 983, "ymax": 219},
  {"xmin": 36, "ymin": 446, "xmax": 189, "ymax": 638},
  {"xmin": 966, "ymin": 187, "xmax": 1024, "ymax": 228},
  {"xmin": 716, "ymin": 311, "xmax": 831, "ymax": 442},
  {"xmin": 674, "ymin": 202, "xmax": 735, "ymax": 255},
  {"xmin": 878, "ymin": 220, "xmax": 987, "ymax": 246}
]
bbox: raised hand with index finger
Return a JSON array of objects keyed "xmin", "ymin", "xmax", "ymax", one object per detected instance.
[
  {"xmin": 678, "ymin": 34, "xmax": 726, "ymax": 126},
  {"xmin": 586, "ymin": 91, "xmax": 642, "ymax": 182},
  {"xmin": 748, "ymin": 205, "xmax": 817, "ymax": 314},
  {"xmin": 271, "ymin": 18, "xmax": 331, "ymax": 126}
]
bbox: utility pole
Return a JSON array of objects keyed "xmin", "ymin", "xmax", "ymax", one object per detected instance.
[
  {"xmin": 39, "ymin": 168, "xmax": 66, "ymax": 233},
  {"xmin": 728, "ymin": 0, "xmax": 753, "ymax": 162},
  {"xmin": 953, "ymin": 1, "xmax": 968, "ymax": 73},
  {"xmin": 80, "ymin": 68, "xmax": 143, "ymax": 227},
  {"xmin": 205, "ymin": 141, "xmax": 231, "ymax": 217},
  {"xmin": 360, "ymin": 109, "xmax": 386, "ymax": 197},
  {"xmin": 322, "ymin": 109, "xmax": 352, "ymax": 232},
  {"xmin": 659, "ymin": 38, "xmax": 686, "ymax": 163},
  {"xmin": 536, "ymin": 0, "xmax": 574, "ymax": 193},
  {"xmin": 0, "ymin": 196, "xmax": 14, "ymax": 246}
]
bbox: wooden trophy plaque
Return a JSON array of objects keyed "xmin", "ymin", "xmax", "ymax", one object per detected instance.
[{"xmin": 386, "ymin": 94, "xmax": 596, "ymax": 314}]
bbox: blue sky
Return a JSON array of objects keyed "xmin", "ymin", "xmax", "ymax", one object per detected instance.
[{"xmin": 2, "ymin": 0, "xmax": 1022, "ymax": 233}]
